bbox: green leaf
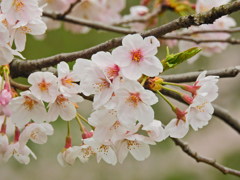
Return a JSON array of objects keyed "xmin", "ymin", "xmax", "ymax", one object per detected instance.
[{"xmin": 161, "ymin": 47, "xmax": 201, "ymax": 71}]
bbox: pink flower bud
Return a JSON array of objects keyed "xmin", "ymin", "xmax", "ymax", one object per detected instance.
[{"xmin": 82, "ymin": 130, "xmax": 93, "ymax": 139}]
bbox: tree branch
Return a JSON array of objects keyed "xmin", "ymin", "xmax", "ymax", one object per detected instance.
[
  {"xmin": 172, "ymin": 138, "xmax": 240, "ymax": 177},
  {"xmin": 161, "ymin": 66, "xmax": 240, "ymax": 83},
  {"xmin": 11, "ymin": 0, "xmax": 240, "ymax": 78},
  {"xmin": 60, "ymin": 0, "xmax": 81, "ymax": 18},
  {"xmin": 161, "ymin": 36, "xmax": 240, "ymax": 45},
  {"xmin": 43, "ymin": 12, "xmax": 136, "ymax": 35},
  {"xmin": 179, "ymin": 27, "xmax": 240, "ymax": 36}
]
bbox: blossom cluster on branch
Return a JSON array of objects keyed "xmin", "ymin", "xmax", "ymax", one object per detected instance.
[{"xmin": 0, "ymin": 0, "xmax": 239, "ymax": 177}]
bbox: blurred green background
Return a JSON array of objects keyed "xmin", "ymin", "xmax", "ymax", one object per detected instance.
[{"xmin": 2, "ymin": 1, "xmax": 240, "ymax": 180}]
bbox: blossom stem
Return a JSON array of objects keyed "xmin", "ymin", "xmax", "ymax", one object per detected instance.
[
  {"xmin": 161, "ymin": 86, "xmax": 183, "ymax": 96},
  {"xmin": 162, "ymin": 81, "xmax": 185, "ymax": 88},
  {"xmin": 156, "ymin": 90, "xmax": 176, "ymax": 111},
  {"xmin": 67, "ymin": 121, "xmax": 71, "ymax": 137},
  {"xmin": 77, "ymin": 113, "xmax": 95, "ymax": 130},
  {"xmin": 76, "ymin": 115, "xmax": 85, "ymax": 133}
]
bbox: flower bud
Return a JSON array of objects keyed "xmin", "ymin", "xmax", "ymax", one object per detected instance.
[{"xmin": 147, "ymin": 77, "xmax": 164, "ymax": 91}]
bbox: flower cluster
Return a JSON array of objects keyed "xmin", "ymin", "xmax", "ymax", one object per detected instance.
[
  {"xmin": 178, "ymin": 0, "xmax": 236, "ymax": 63},
  {"xmin": 0, "ymin": 34, "xmax": 219, "ymax": 166},
  {"xmin": 0, "ymin": 0, "xmax": 47, "ymax": 65},
  {"xmin": 42, "ymin": 0, "xmax": 126, "ymax": 34}
]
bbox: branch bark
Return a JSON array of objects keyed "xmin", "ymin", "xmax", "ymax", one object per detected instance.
[
  {"xmin": 172, "ymin": 138, "xmax": 240, "ymax": 177},
  {"xmin": 161, "ymin": 36, "xmax": 240, "ymax": 45},
  {"xmin": 161, "ymin": 66, "xmax": 240, "ymax": 82},
  {"xmin": 10, "ymin": 0, "xmax": 240, "ymax": 78}
]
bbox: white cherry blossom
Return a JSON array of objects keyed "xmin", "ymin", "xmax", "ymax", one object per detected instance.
[
  {"xmin": 106, "ymin": 80, "xmax": 158, "ymax": 126},
  {"xmin": 48, "ymin": 94, "xmax": 83, "ymax": 122},
  {"xmin": 84, "ymin": 138, "xmax": 117, "ymax": 165},
  {"xmin": 19, "ymin": 123, "xmax": 54, "ymax": 146},
  {"xmin": 57, "ymin": 61, "xmax": 81, "ymax": 96},
  {"xmin": 4, "ymin": 142, "xmax": 36, "ymax": 164},
  {"xmin": 10, "ymin": 91, "xmax": 47, "ymax": 128},
  {"xmin": 1, "ymin": 0, "xmax": 42, "ymax": 25},
  {"xmin": 28, "ymin": 72, "xmax": 59, "ymax": 103},
  {"xmin": 112, "ymin": 34, "xmax": 163, "ymax": 80},
  {"xmin": 142, "ymin": 120, "xmax": 168, "ymax": 142},
  {"xmin": 57, "ymin": 146, "xmax": 82, "ymax": 167},
  {"xmin": 165, "ymin": 118, "xmax": 189, "ymax": 139}
]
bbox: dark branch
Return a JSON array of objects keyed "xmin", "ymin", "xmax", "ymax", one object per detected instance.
[
  {"xmin": 161, "ymin": 66, "xmax": 240, "ymax": 83},
  {"xmin": 172, "ymin": 138, "xmax": 240, "ymax": 177}
]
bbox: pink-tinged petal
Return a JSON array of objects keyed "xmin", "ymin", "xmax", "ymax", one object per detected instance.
[
  {"xmin": 14, "ymin": 30, "xmax": 26, "ymax": 52},
  {"xmin": 165, "ymin": 118, "xmax": 189, "ymax": 138},
  {"xmin": 47, "ymin": 103, "xmax": 60, "ymax": 122},
  {"xmin": 93, "ymin": 87, "xmax": 113, "ymax": 109},
  {"xmin": 116, "ymin": 141, "xmax": 128, "ymax": 164},
  {"xmin": 1, "ymin": 0, "xmax": 14, "ymax": 12},
  {"xmin": 140, "ymin": 89, "xmax": 158, "ymax": 105},
  {"xmin": 92, "ymin": 51, "xmax": 114, "ymax": 67},
  {"xmin": 57, "ymin": 61, "xmax": 70, "ymax": 78},
  {"xmin": 59, "ymin": 102, "xmax": 76, "ymax": 121},
  {"xmin": 122, "ymin": 34, "xmax": 144, "ymax": 49},
  {"xmin": 129, "ymin": 142, "xmax": 150, "ymax": 161},
  {"xmin": 0, "ymin": 46, "xmax": 14, "ymax": 65},
  {"xmin": 121, "ymin": 62, "xmax": 142, "ymax": 80},
  {"xmin": 136, "ymin": 103, "xmax": 154, "ymax": 126},
  {"xmin": 112, "ymin": 46, "xmax": 131, "ymax": 67},
  {"xmin": 140, "ymin": 56, "xmax": 163, "ymax": 77},
  {"xmin": 98, "ymin": 146, "xmax": 117, "ymax": 165}
]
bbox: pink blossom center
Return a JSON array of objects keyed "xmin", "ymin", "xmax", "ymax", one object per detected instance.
[
  {"xmin": 38, "ymin": 80, "xmax": 50, "ymax": 92},
  {"xmin": 21, "ymin": 26, "xmax": 31, "ymax": 33},
  {"xmin": 106, "ymin": 64, "xmax": 120, "ymax": 80},
  {"xmin": 23, "ymin": 96, "xmax": 37, "ymax": 110},
  {"xmin": 131, "ymin": 49, "xmax": 143, "ymax": 62},
  {"xmin": 126, "ymin": 92, "xmax": 141, "ymax": 107},
  {"xmin": 98, "ymin": 145, "xmax": 109, "ymax": 153}
]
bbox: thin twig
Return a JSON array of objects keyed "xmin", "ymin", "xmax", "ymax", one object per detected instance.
[
  {"xmin": 10, "ymin": 1, "xmax": 240, "ymax": 78},
  {"xmin": 161, "ymin": 66, "xmax": 240, "ymax": 83},
  {"xmin": 161, "ymin": 36, "xmax": 240, "ymax": 44},
  {"xmin": 114, "ymin": 7, "xmax": 162, "ymax": 25},
  {"xmin": 180, "ymin": 27, "xmax": 240, "ymax": 36},
  {"xmin": 172, "ymin": 138, "xmax": 240, "ymax": 177},
  {"xmin": 43, "ymin": 12, "xmax": 136, "ymax": 35},
  {"xmin": 9, "ymin": 78, "xmax": 30, "ymax": 91},
  {"xmin": 60, "ymin": 0, "xmax": 81, "ymax": 18}
]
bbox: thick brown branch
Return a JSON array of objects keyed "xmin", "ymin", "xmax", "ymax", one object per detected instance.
[
  {"xmin": 161, "ymin": 89, "xmax": 240, "ymax": 134},
  {"xmin": 161, "ymin": 36, "xmax": 240, "ymax": 44},
  {"xmin": 172, "ymin": 138, "xmax": 240, "ymax": 177},
  {"xmin": 11, "ymin": 1, "xmax": 240, "ymax": 78},
  {"xmin": 161, "ymin": 66, "xmax": 240, "ymax": 82}
]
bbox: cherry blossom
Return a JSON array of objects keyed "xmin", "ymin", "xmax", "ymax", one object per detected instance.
[
  {"xmin": 84, "ymin": 138, "xmax": 117, "ymax": 165},
  {"xmin": 47, "ymin": 94, "xmax": 83, "ymax": 122},
  {"xmin": 106, "ymin": 80, "xmax": 158, "ymax": 126},
  {"xmin": 28, "ymin": 72, "xmax": 59, "ymax": 103},
  {"xmin": 19, "ymin": 123, "xmax": 54, "ymax": 146},
  {"xmin": 112, "ymin": 34, "xmax": 163, "ymax": 80},
  {"xmin": 57, "ymin": 61, "xmax": 81, "ymax": 96},
  {"xmin": 10, "ymin": 91, "xmax": 47, "ymax": 128},
  {"xmin": 4, "ymin": 142, "xmax": 36, "ymax": 164},
  {"xmin": 1, "ymin": 0, "xmax": 42, "ymax": 25}
]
